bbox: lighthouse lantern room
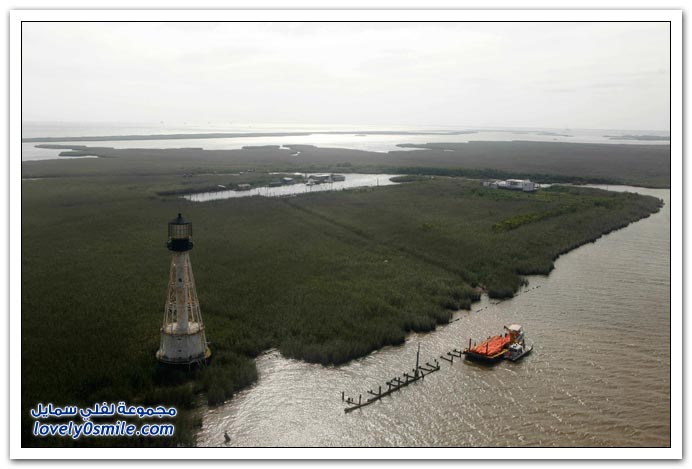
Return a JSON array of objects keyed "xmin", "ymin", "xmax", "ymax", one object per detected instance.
[{"xmin": 156, "ymin": 213, "xmax": 211, "ymax": 365}]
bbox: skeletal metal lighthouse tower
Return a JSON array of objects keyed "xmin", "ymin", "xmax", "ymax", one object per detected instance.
[{"xmin": 156, "ymin": 213, "xmax": 211, "ymax": 365}]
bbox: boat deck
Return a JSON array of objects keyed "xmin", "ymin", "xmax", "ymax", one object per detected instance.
[{"xmin": 468, "ymin": 334, "xmax": 511, "ymax": 357}]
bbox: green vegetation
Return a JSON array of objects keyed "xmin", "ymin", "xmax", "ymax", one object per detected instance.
[
  {"xmin": 389, "ymin": 175, "xmax": 433, "ymax": 183},
  {"xmin": 22, "ymin": 139, "xmax": 670, "ymax": 188},
  {"xmin": 492, "ymin": 204, "xmax": 579, "ymax": 232},
  {"xmin": 21, "ymin": 144, "xmax": 663, "ymax": 447},
  {"xmin": 58, "ymin": 151, "xmax": 104, "ymax": 157},
  {"xmin": 391, "ymin": 141, "xmax": 670, "ymax": 188},
  {"xmin": 154, "ymin": 172, "xmax": 305, "ymax": 196}
]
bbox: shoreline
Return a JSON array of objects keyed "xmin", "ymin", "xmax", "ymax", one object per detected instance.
[{"xmin": 193, "ymin": 183, "xmax": 668, "ymax": 446}]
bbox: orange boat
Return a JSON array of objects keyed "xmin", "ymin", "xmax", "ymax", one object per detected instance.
[{"xmin": 463, "ymin": 324, "xmax": 524, "ymax": 363}]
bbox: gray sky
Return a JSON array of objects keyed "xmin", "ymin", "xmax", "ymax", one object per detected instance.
[{"xmin": 21, "ymin": 22, "xmax": 670, "ymax": 130}]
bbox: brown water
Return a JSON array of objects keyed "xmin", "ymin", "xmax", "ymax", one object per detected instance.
[{"xmin": 196, "ymin": 185, "xmax": 670, "ymax": 447}]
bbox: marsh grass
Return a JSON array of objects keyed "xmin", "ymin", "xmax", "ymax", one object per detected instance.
[{"xmin": 21, "ymin": 162, "xmax": 661, "ymax": 446}]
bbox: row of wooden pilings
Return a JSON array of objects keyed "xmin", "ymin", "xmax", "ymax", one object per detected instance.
[
  {"xmin": 342, "ymin": 344, "xmax": 441, "ymax": 413},
  {"xmin": 341, "ymin": 284, "xmax": 541, "ymax": 413}
]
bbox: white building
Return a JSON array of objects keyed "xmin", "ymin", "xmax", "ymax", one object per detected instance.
[
  {"xmin": 482, "ymin": 178, "xmax": 537, "ymax": 192},
  {"xmin": 505, "ymin": 179, "xmax": 537, "ymax": 192}
]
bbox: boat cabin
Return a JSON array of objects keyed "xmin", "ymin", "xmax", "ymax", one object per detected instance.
[{"xmin": 504, "ymin": 324, "xmax": 525, "ymax": 343}]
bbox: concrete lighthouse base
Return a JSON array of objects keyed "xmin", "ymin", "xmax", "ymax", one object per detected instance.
[{"xmin": 156, "ymin": 321, "xmax": 211, "ymax": 365}]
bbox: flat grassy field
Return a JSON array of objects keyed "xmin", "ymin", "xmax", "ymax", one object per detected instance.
[
  {"xmin": 20, "ymin": 148, "xmax": 663, "ymax": 447},
  {"xmin": 22, "ymin": 139, "xmax": 670, "ymax": 188}
]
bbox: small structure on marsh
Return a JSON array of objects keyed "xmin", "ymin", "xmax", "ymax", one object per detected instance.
[
  {"xmin": 482, "ymin": 178, "xmax": 537, "ymax": 192},
  {"xmin": 306, "ymin": 173, "xmax": 346, "ymax": 184}
]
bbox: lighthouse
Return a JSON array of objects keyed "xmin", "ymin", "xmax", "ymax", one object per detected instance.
[{"xmin": 156, "ymin": 213, "xmax": 211, "ymax": 365}]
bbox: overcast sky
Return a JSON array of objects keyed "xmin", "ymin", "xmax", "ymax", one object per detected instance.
[{"xmin": 21, "ymin": 22, "xmax": 670, "ymax": 131}]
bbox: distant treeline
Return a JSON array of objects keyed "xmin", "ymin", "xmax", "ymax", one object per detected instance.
[
  {"xmin": 22, "ymin": 129, "xmax": 479, "ymax": 143},
  {"xmin": 605, "ymin": 134, "xmax": 670, "ymax": 141},
  {"xmin": 390, "ymin": 166, "xmax": 621, "ymax": 186}
]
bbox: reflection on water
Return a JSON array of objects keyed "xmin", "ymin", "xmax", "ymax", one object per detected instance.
[
  {"xmin": 196, "ymin": 186, "xmax": 670, "ymax": 447},
  {"xmin": 184, "ymin": 174, "xmax": 401, "ymax": 202},
  {"xmin": 21, "ymin": 125, "xmax": 670, "ymax": 161}
]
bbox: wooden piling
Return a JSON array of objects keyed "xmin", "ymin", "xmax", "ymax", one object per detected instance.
[{"xmin": 344, "ymin": 344, "xmax": 443, "ymax": 413}]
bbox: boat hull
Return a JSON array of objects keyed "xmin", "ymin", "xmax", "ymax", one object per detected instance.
[
  {"xmin": 463, "ymin": 350, "xmax": 506, "ymax": 364},
  {"xmin": 506, "ymin": 344, "xmax": 533, "ymax": 362}
]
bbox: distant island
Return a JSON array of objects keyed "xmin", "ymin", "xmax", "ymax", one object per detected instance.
[
  {"xmin": 605, "ymin": 134, "xmax": 670, "ymax": 141},
  {"xmin": 22, "ymin": 129, "xmax": 479, "ymax": 144},
  {"xmin": 241, "ymin": 145, "xmax": 282, "ymax": 150},
  {"xmin": 510, "ymin": 130, "xmax": 572, "ymax": 137}
]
